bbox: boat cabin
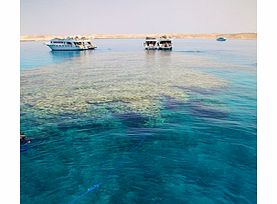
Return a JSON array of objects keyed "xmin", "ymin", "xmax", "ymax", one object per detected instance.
[{"xmin": 144, "ymin": 37, "xmax": 158, "ymax": 50}]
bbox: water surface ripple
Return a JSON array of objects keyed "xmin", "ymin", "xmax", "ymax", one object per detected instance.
[{"xmin": 21, "ymin": 39, "xmax": 256, "ymax": 204}]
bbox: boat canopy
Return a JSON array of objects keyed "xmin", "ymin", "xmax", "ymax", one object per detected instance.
[{"xmin": 146, "ymin": 37, "xmax": 156, "ymax": 40}]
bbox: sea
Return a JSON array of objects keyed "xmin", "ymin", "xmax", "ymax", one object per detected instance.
[{"xmin": 20, "ymin": 39, "xmax": 257, "ymax": 204}]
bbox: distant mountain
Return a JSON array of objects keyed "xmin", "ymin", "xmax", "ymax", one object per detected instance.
[{"xmin": 21, "ymin": 33, "xmax": 257, "ymax": 41}]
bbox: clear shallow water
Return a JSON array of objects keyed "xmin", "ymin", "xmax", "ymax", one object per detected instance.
[{"xmin": 21, "ymin": 39, "xmax": 256, "ymax": 204}]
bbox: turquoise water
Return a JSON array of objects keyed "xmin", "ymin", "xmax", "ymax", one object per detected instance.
[{"xmin": 21, "ymin": 39, "xmax": 256, "ymax": 204}]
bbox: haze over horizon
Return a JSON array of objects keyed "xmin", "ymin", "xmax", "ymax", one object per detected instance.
[{"xmin": 21, "ymin": 0, "xmax": 256, "ymax": 35}]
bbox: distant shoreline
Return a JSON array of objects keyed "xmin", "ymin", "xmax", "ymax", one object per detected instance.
[{"xmin": 20, "ymin": 33, "xmax": 257, "ymax": 42}]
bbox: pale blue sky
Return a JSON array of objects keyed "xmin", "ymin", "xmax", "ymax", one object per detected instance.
[{"xmin": 21, "ymin": 0, "xmax": 256, "ymax": 35}]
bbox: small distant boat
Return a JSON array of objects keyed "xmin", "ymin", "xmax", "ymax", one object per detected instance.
[
  {"xmin": 46, "ymin": 36, "xmax": 97, "ymax": 51},
  {"xmin": 158, "ymin": 36, "xmax": 172, "ymax": 50},
  {"xmin": 216, "ymin": 37, "xmax": 227, "ymax": 41},
  {"xmin": 144, "ymin": 37, "xmax": 158, "ymax": 50}
]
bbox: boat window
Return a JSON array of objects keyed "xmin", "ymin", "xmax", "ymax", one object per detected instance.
[
  {"xmin": 147, "ymin": 41, "xmax": 156, "ymax": 45},
  {"xmin": 66, "ymin": 42, "xmax": 72, "ymax": 45}
]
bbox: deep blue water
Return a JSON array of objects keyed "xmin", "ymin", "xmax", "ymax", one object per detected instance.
[{"xmin": 21, "ymin": 39, "xmax": 256, "ymax": 204}]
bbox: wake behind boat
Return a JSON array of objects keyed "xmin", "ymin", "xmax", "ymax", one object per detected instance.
[{"xmin": 46, "ymin": 36, "xmax": 97, "ymax": 51}]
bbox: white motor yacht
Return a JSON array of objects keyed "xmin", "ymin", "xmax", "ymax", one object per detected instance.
[
  {"xmin": 46, "ymin": 36, "xmax": 96, "ymax": 51},
  {"xmin": 144, "ymin": 37, "xmax": 158, "ymax": 50},
  {"xmin": 158, "ymin": 36, "xmax": 172, "ymax": 50}
]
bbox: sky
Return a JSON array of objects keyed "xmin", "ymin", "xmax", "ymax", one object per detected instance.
[{"xmin": 21, "ymin": 0, "xmax": 257, "ymax": 35}]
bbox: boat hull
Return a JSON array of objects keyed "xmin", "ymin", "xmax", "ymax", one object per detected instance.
[
  {"xmin": 158, "ymin": 47, "xmax": 172, "ymax": 50},
  {"xmin": 145, "ymin": 47, "xmax": 158, "ymax": 50}
]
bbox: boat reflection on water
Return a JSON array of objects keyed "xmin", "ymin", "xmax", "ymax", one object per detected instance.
[
  {"xmin": 158, "ymin": 49, "xmax": 172, "ymax": 56},
  {"xmin": 50, "ymin": 49, "xmax": 95, "ymax": 63},
  {"xmin": 50, "ymin": 50, "xmax": 81, "ymax": 58},
  {"xmin": 144, "ymin": 47, "xmax": 172, "ymax": 67},
  {"xmin": 145, "ymin": 49, "xmax": 156, "ymax": 56}
]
